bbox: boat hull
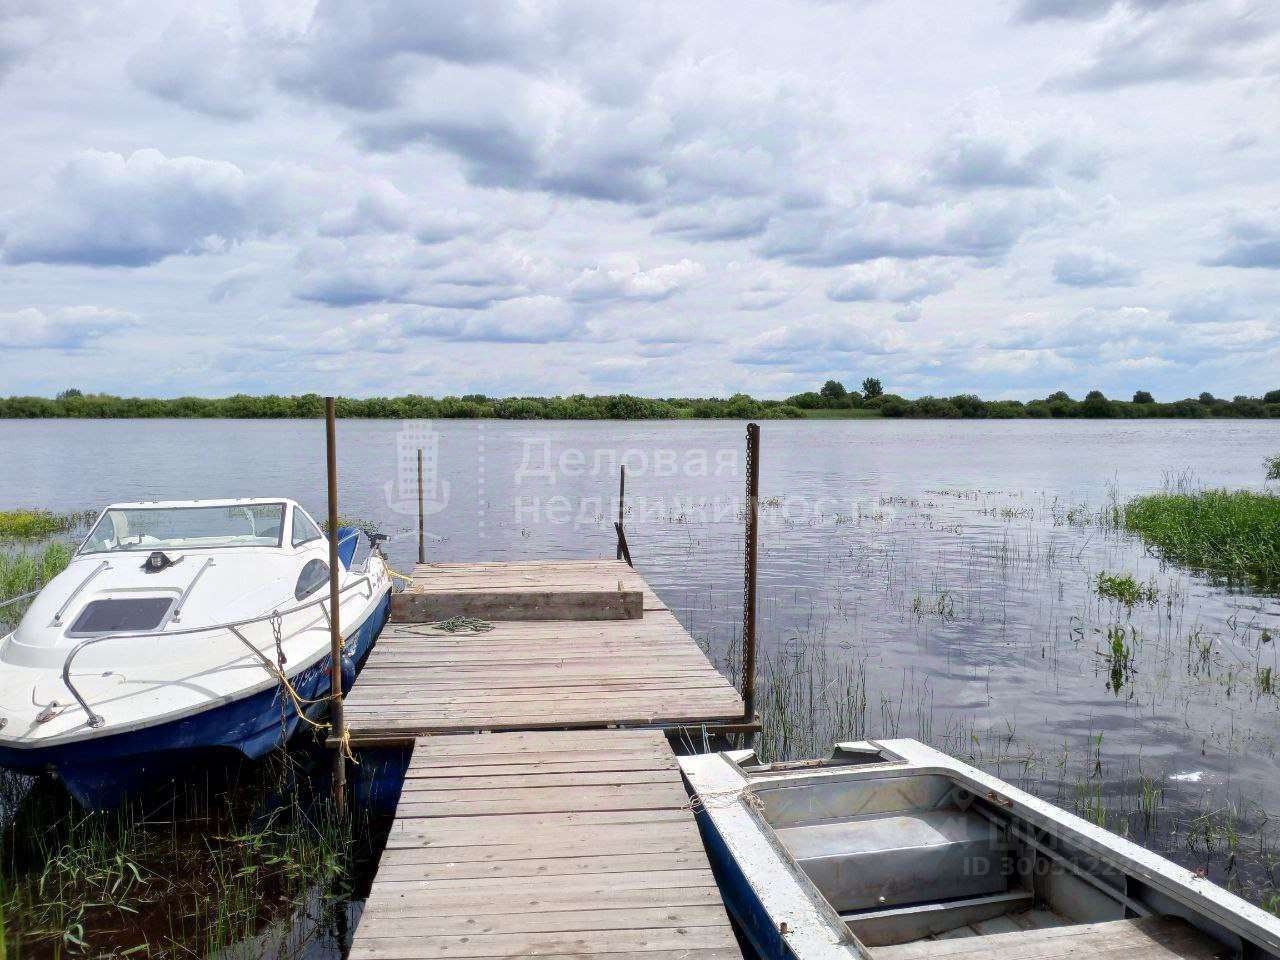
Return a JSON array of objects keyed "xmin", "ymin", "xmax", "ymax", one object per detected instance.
[
  {"xmin": 0, "ymin": 588, "xmax": 391, "ymax": 807},
  {"xmin": 692, "ymin": 804, "xmax": 797, "ymax": 960}
]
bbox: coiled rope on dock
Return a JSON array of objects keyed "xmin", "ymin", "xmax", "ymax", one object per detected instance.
[{"xmin": 396, "ymin": 616, "xmax": 496, "ymax": 634}]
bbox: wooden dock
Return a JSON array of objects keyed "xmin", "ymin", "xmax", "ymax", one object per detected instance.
[
  {"xmin": 343, "ymin": 560, "xmax": 745, "ymax": 744},
  {"xmin": 351, "ymin": 729, "xmax": 741, "ymax": 960},
  {"xmin": 344, "ymin": 558, "xmax": 747, "ymax": 959}
]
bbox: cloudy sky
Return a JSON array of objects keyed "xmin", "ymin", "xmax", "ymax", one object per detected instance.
[{"xmin": 2, "ymin": 0, "xmax": 1278, "ymax": 401}]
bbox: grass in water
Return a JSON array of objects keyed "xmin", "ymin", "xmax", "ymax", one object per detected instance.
[
  {"xmin": 1123, "ymin": 490, "xmax": 1280, "ymax": 587},
  {"xmin": 1, "ymin": 752, "xmax": 359, "ymax": 958},
  {"xmin": 1095, "ymin": 571, "xmax": 1158, "ymax": 607},
  {"xmin": 0, "ymin": 510, "xmax": 91, "ymax": 541}
]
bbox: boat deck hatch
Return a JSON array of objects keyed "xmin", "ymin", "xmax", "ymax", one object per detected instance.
[{"xmin": 67, "ymin": 597, "xmax": 175, "ymax": 636}]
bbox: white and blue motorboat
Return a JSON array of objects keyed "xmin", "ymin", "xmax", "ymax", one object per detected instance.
[{"xmin": 0, "ymin": 498, "xmax": 392, "ymax": 808}]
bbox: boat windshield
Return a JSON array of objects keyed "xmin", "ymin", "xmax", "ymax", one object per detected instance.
[{"xmin": 80, "ymin": 504, "xmax": 286, "ymax": 553}]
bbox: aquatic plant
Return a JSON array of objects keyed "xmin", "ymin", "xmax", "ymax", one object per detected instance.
[
  {"xmin": 910, "ymin": 590, "xmax": 956, "ymax": 620},
  {"xmin": 0, "ymin": 509, "xmax": 89, "ymax": 540},
  {"xmin": 1267, "ymin": 456, "xmax": 1280, "ymax": 482},
  {"xmin": 1124, "ymin": 490, "xmax": 1280, "ymax": 587},
  {"xmin": 1137, "ymin": 775, "xmax": 1163, "ymax": 834},
  {"xmin": 1, "ymin": 751, "xmax": 364, "ymax": 958},
  {"xmin": 1102, "ymin": 624, "xmax": 1136, "ymax": 691},
  {"xmin": 1095, "ymin": 571, "xmax": 1158, "ymax": 607}
]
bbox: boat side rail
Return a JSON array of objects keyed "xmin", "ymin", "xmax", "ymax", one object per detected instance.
[{"xmin": 61, "ymin": 573, "xmax": 377, "ymax": 728}]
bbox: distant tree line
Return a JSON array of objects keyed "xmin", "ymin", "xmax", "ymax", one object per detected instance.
[
  {"xmin": 786, "ymin": 381, "xmax": 1280, "ymax": 420},
  {"xmin": 3, "ymin": 385, "xmax": 1279, "ymax": 421},
  {"xmin": 0, "ymin": 389, "xmax": 807, "ymax": 420}
]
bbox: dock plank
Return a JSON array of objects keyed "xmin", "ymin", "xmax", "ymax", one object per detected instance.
[{"xmin": 351, "ymin": 729, "xmax": 740, "ymax": 960}]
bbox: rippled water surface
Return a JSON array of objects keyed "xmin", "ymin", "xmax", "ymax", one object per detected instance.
[{"xmin": 4, "ymin": 416, "xmax": 1280, "ymax": 943}]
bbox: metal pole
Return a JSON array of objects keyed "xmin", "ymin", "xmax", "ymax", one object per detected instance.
[
  {"xmin": 325, "ymin": 397, "xmax": 347, "ymax": 813},
  {"xmin": 742, "ymin": 422, "xmax": 760, "ymax": 722},
  {"xmin": 614, "ymin": 521, "xmax": 633, "ymax": 568},
  {"xmin": 616, "ymin": 464, "xmax": 626, "ymax": 560},
  {"xmin": 417, "ymin": 448, "xmax": 425, "ymax": 565}
]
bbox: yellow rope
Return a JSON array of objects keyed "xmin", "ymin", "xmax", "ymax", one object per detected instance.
[
  {"xmin": 382, "ymin": 561, "xmax": 415, "ymax": 584},
  {"xmin": 265, "ymin": 658, "xmax": 360, "ymax": 764},
  {"xmin": 334, "ymin": 720, "xmax": 358, "ymax": 763}
]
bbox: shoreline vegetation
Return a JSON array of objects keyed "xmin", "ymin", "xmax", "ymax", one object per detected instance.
[
  {"xmin": 1124, "ymin": 490, "xmax": 1280, "ymax": 588},
  {"xmin": 3, "ymin": 381, "xmax": 1280, "ymax": 421}
]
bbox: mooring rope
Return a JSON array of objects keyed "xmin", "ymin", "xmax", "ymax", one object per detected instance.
[
  {"xmin": 254, "ymin": 612, "xmax": 360, "ymax": 764},
  {"xmin": 685, "ymin": 786, "xmax": 765, "ymax": 813},
  {"xmin": 382, "ymin": 563, "xmax": 415, "ymax": 585}
]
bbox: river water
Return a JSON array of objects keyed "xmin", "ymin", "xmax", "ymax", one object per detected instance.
[{"xmin": 4, "ymin": 417, "xmax": 1280, "ymax": 939}]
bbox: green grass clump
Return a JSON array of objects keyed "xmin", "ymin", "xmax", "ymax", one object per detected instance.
[
  {"xmin": 0, "ymin": 543, "xmax": 71, "ymax": 605},
  {"xmin": 1124, "ymin": 490, "xmax": 1280, "ymax": 587},
  {"xmin": 0, "ymin": 509, "xmax": 83, "ymax": 540},
  {"xmin": 1095, "ymin": 572, "xmax": 1158, "ymax": 606}
]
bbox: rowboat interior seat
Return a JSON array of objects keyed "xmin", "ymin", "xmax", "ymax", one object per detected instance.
[{"xmin": 755, "ymin": 772, "xmax": 1236, "ymax": 958}]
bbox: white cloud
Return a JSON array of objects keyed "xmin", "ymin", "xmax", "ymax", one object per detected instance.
[
  {"xmin": 128, "ymin": 14, "xmax": 266, "ymax": 119},
  {"xmin": 1205, "ymin": 210, "xmax": 1280, "ymax": 269},
  {"xmin": 735, "ymin": 275, "xmax": 794, "ymax": 311},
  {"xmin": 1045, "ymin": 2, "xmax": 1280, "ymax": 90},
  {"xmin": 1052, "ymin": 249, "xmax": 1140, "ymax": 287},
  {"xmin": 2, "ymin": 149, "xmax": 300, "ymax": 267},
  {"xmin": 827, "ymin": 259, "xmax": 955, "ymax": 302},
  {"xmin": 0, "ymin": 306, "xmax": 134, "ymax": 349},
  {"xmin": 568, "ymin": 258, "xmax": 705, "ymax": 303}
]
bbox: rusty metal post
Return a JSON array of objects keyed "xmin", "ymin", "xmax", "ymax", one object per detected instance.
[
  {"xmin": 325, "ymin": 397, "xmax": 347, "ymax": 813},
  {"xmin": 616, "ymin": 464, "xmax": 626, "ymax": 560},
  {"xmin": 614, "ymin": 521, "xmax": 633, "ymax": 567},
  {"xmin": 742, "ymin": 422, "xmax": 760, "ymax": 722},
  {"xmin": 417, "ymin": 448, "xmax": 425, "ymax": 565}
]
